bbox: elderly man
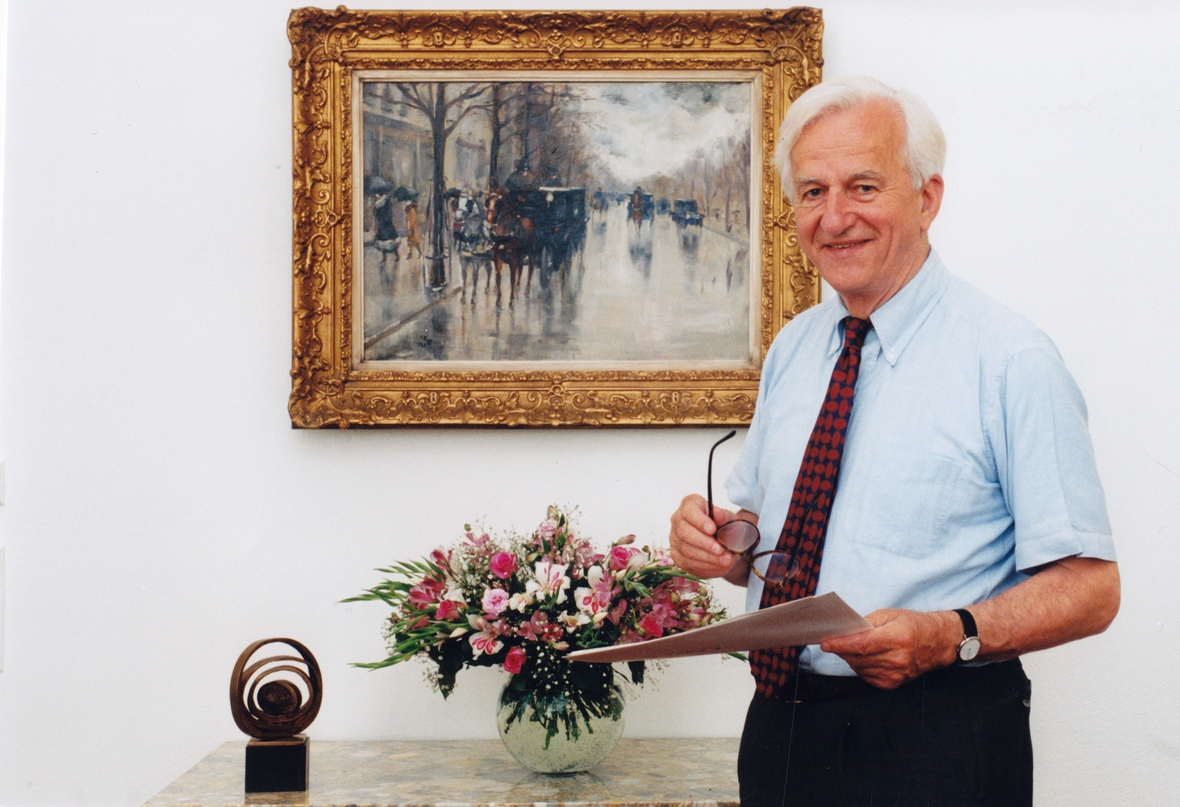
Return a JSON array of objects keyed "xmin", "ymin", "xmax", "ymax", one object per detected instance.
[{"xmin": 669, "ymin": 76, "xmax": 1119, "ymax": 806}]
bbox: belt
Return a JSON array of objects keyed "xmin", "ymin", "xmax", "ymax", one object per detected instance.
[
  {"xmin": 771, "ymin": 659, "xmax": 1024, "ymax": 704},
  {"xmin": 779, "ymin": 672, "xmax": 880, "ymax": 702}
]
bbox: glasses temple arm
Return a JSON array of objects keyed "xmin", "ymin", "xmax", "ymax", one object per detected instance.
[{"xmin": 707, "ymin": 430, "xmax": 737, "ymax": 522}]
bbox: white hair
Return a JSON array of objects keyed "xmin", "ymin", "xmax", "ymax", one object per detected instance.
[{"xmin": 775, "ymin": 75, "xmax": 946, "ymax": 198}]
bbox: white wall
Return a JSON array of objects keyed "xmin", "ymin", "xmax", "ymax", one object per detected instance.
[{"xmin": 0, "ymin": 1, "xmax": 1177, "ymax": 804}]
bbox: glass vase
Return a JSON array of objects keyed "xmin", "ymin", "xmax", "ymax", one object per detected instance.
[{"xmin": 496, "ymin": 678, "xmax": 625, "ymax": 774}]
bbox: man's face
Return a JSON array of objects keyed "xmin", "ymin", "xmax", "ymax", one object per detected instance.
[{"xmin": 790, "ymin": 101, "xmax": 943, "ymax": 317}]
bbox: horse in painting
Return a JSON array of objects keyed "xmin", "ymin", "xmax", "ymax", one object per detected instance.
[{"xmin": 485, "ymin": 189, "xmax": 538, "ymax": 306}]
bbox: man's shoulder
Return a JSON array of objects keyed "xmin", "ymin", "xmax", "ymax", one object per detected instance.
[{"xmin": 939, "ymin": 272, "xmax": 1060, "ymax": 360}]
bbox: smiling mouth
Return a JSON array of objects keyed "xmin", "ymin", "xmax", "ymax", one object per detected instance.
[{"xmin": 825, "ymin": 241, "xmax": 868, "ymax": 251}]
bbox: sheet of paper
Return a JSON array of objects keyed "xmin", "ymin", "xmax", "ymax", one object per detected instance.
[{"xmin": 566, "ymin": 591, "xmax": 871, "ymax": 664}]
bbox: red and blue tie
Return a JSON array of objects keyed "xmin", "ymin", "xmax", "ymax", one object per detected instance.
[{"xmin": 750, "ymin": 315, "xmax": 873, "ymax": 698}]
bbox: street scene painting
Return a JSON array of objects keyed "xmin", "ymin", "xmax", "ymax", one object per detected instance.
[{"xmin": 358, "ymin": 77, "xmax": 756, "ymax": 366}]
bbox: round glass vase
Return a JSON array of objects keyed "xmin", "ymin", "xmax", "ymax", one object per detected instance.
[{"xmin": 496, "ymin": 679, "xmax": 625, "ymax": 774}]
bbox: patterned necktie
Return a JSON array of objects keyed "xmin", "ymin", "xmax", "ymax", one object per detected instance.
[{"xmin": 750, "ymin": 315, "xmax": 873, "ymax": 698}]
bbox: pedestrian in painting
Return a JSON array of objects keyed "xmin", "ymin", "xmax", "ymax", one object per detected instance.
[
  {"xmin": 404, "ymin": 199, "xmax": 422, "ymax": 260},
  {"xmin": 373, "ymin": 190, "xmax": 400, "ymax": 269}
]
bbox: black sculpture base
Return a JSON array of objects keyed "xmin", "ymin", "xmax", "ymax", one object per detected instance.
[{"xmin": 245, "ymin": 735, "xmax": 309, "ymax": 793}]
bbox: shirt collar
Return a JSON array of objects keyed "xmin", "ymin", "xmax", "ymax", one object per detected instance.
[{"xmin": 825, "ymin": 249, "xmax": 949, "ymax": 365}]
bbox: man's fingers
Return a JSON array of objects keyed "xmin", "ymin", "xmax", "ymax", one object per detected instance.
[
  {"xmin": 675, "ymin": 538, "xmax": 730, "ymax": 564},
  {"xmin": 670, "ymin": 538, "xmax": 733, "ymax": 576},
  {"xmin": 821, "ymin": 628, "xmax": 882, "ymax": 656},
  {"xmin": 678, "ymin": 494, "xmax": 728, "ymax": 536}
]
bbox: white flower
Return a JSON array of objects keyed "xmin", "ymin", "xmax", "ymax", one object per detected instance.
[
  {"xmin": 573, "ymin": 586, "xmax": 596, "ymax": 615},
  {"xmin": 560, "ymin": 612, "xmax": 589, "ymax": 631},
  {"xmin": 528, "ymin": 560, "xmax": 571, "ymax": 604},
  {"xmin": 627, "ymin": 551, "xmax": 650, "ymax": 571},
  {"xmin": 467, "ymin": 614, "xmax": 503, "ymax": 658},
  {"xmin": 508, "ymin": 591, "xmax": 534, "ymax": 612}
]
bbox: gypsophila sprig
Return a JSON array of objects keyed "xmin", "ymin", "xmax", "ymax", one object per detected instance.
[{"xmin": 345, "ymin": 506, "xmax": 727, "ymax": 743}]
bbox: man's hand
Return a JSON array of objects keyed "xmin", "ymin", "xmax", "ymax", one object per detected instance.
[
  {"xmin": 820, "ymin": 609, "xmax": 960, "ymax": 689},
  {"xmin": 669, "ymin": 494, "xmax": 755, "ymax": 585}
]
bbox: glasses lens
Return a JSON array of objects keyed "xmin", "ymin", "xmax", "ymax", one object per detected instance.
[
  {"xmin": 752, "ymin": 551, "xmax": 801, "ymax": 584},
  {"xmin": 716, "ymin": 520, "xmax": 760, "ymax": 553}
]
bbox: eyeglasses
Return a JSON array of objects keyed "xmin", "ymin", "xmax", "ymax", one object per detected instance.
[{"xmin": 708, "ymin": 430, "xmax": 801, "ymax": 587}]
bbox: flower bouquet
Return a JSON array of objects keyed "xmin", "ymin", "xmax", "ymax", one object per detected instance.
[{"xmin": 347, "ymin": 506, "xmax": 726, "ymax": 771}]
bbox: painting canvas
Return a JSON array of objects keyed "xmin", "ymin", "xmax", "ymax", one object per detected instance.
[{"xmin": 358, "ymin": 77, "xmax": 756, "ymax": 368}]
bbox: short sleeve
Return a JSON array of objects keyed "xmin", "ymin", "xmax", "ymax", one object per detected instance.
[
  {"xmin": 991, "ymin": 347, "xmax": 1116, "ymax": 572},
  {"xmin": 725, "ymin": 419, "xmax": 762, "ymax": 516},
  {"xmin": 725, "ymin": 337, "xmax": 783, "ymax": 515}
]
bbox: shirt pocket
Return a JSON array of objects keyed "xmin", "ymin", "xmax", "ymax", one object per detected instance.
[{"xmin": 847, "ymin": 457, "xmax": 964, "ymax": 559}]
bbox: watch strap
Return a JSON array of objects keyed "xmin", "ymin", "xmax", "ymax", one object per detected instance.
[
  {"xmin": 954, "ymin": 608, "xmax": 978, "ymax": 639},
  {"xmin": 953, "ymin": 608, "xmax": 981, "ymax": 663}
]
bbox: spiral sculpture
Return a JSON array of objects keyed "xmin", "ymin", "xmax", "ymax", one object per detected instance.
[{"xmin": 230, "ymin": 638, "xmax": 323, "ymax": 741}]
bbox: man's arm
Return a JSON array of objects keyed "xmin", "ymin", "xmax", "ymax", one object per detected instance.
[
  {"xmin": 821, "ymin": 555, "xmax": 1120, "ymax": 688},
  {"xmin": 669, "ymin": 494, "xmax": 758, "ymax": 587}
]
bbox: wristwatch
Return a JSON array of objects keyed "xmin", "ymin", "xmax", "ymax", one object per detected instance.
[{"xmin": 953, "ymin": 608, "xmax": 981, "ymax": 663}]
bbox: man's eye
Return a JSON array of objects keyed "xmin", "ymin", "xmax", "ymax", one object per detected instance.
[
  {"xmin": 856, "ymin": 185, "xmax": 875, "ymax": 193},
  {"xmin": 802, "ymin": 188, "xmax": 822, "ymax": 198}
]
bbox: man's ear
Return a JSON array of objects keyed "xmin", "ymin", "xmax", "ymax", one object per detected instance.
[{"xmin": 919, "ymin": 174, "xmax": 945, "ymax": 233}]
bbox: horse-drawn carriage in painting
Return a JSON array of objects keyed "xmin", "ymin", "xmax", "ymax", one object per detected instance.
[
  {"xmin": 591, "ymin": 188, "xmax": 609, "ymax": 214},
  {"xmin": 628, "ymin": 189, "xmax": 655, "ymax": 224},
  {"xmin": 672, "ymin": 198, "xmax": 705, "ymax": 226},
  {"xmin": 484, "ymin": 185, "xmax": 588, "ymax": 305}
]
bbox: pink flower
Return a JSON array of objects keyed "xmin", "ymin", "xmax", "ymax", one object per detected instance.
[
  {"xmin": 639, "ymin": 612, "xmax": 664, "ymax": 638},
  {"xmin": 482, "ymin": 588, "xmax": 510, "ymax": 618},
  {"xmin": 464, "ymin": 531, "xmax": 491, "ymax": 547},
  {"xmin": 429, "ymin": 546, "xmax": 452, "ymax": 569},
  {"xmin": 489, "ymin": 551, "xmax": 517, "ymax": 579},
  {"xmin": 407, "ymin": 577, "xmax": 445, "ymax": 610},
  {"xmin": 590, "ymin": 570, "xmax": 615, "ymax": 607},
  {"xmin": 539, "ymin": 518, "xmax": 560, "ymax": 538},
  {"xmin": 615, "ymin": 534, "xmax": 636, "ymax": 546},
  {"xmin": 435, "ymin": 599, "xmax": 460, "ymax": 621},
  {"xmin": 607, "ymin": 599, "xmax": 628, "ymax": 626},
  {"xmin": 608, "ymin": 545, "xmax": 638, "ymax": 571},
  {"xmin": 503, "ymin": 646, "xmax": 526, "ymax": 674},
  {"xmin": 517, "ymin": 612, "xmax": 564, "ymax": 643}
]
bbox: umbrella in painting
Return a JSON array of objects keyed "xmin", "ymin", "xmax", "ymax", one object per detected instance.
[{"xmin": 365, "ymin": 175, "xmax": 393, "ymax": 195}]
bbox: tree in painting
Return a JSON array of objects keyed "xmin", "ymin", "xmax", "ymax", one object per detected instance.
[{"xmin": 381, "ymin": 83, "xmax": 488, "ymax": 287}]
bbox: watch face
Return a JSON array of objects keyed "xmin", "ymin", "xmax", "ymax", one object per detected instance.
[{"xmin": 959, "ymin": 636, "xmax": 982, "ymax": 662}]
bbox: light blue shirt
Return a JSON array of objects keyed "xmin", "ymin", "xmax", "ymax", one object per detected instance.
[{"xmin": 726, "ymin": 250, "xmax": 1115, "ymax": 676}]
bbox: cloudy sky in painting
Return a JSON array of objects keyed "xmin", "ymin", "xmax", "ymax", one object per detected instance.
[{"xmin": 574, "ymin": 82, "xmax": 750, "ymax": 184}]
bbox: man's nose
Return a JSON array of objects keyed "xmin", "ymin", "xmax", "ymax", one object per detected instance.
[{"xmin": 819, "ymin": 193, "xmax": 855, "ymax": 233}]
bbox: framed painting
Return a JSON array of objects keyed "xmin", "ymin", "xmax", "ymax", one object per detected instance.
[{"xmin": 288, "ymin": 8, "xmax": 823, "ymax": 427}]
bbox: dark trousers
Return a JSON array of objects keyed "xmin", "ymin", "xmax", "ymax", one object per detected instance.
[{"xmin": 738, "ymin": 659, "xmax": 1033, "ymax": 807}]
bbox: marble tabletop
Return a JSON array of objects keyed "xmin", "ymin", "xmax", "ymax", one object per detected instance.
[{"xmin": 142, "ymin": 738, "xmax": 740, "ymax": 807}]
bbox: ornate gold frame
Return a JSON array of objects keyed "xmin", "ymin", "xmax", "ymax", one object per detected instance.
[{"xmin": 289, "ymin": 8, "xmax": 822, "ymax": 428}]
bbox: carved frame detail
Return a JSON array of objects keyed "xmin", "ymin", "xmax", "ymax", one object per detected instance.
[{"xmin": 289, "ymin": 7, "xmax": 823, "ymax": 428}]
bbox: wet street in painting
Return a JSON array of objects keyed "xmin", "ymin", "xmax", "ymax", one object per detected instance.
[{"xmin": 362, "ymin": 205, "xmax": 753, "ymax": 364}]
